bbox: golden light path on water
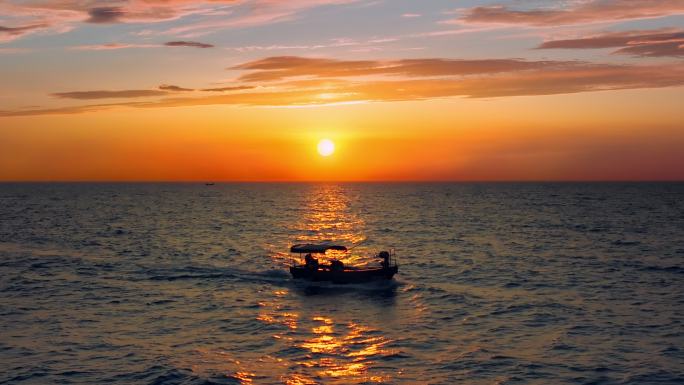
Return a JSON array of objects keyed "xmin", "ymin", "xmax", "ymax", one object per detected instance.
[
  {"xmin": 272, "ymin": 185, "xmax": 393, "ymax": 383},
  {"xmin": 272, "ymin": 185, "xmax": 395, "ymax": 384},
  {"xmin": 269, "ymin": 185, "xmax": 372, "ymax": 269}
]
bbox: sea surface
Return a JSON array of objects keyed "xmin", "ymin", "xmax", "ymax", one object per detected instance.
[{"xmin": 0, "ymin": 183, "xmax": 683, "ymax": 385}]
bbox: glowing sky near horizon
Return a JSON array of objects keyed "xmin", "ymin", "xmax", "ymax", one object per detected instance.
[{"xmin": 1, "ymin": 0, "xmax": 683, "ymax": 181}]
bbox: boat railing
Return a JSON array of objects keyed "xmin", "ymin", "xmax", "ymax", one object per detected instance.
[{"xmin": 389, "ymin": 248, "xmax": 398, "ymax": 267}]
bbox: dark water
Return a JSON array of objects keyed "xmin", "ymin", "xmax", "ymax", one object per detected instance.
[{"xmin": 1, "ymin": 183, "xmax": 683, "ymax": 385}]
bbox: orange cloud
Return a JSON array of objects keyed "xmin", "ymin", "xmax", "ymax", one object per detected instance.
[
  {"xmin": 159, "ymin": 84, "xmax": 194, "ymax": 92},
  {"xmin": 461, "ymin": 0, "xmax": 684, "ymax": 26},
  {"xmin": 232, "ymin": 56, "xmax": 568, "ymax": 82},
  {"xmin": 4, "ymin": 56, "xmax": 683, "ymax": 117},
  {"xmin": 538, "ymin": 29, "xmax": 684, "ymax": 57},
  {"xmin": 51, "ymin": 90, "xmax": 168, "ymax": 99},
  {"xmin": 200, "ymin": 85, "xmax": 256, "ymax": 92}
]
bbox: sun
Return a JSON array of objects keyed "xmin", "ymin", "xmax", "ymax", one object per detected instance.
[{"xmin": 317, "ymin": 139, "xmax": 335, "ymax": 157}]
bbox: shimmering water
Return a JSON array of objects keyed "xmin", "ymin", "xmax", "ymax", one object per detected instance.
[{"xmin": 1, "ymin": 183, "xmax": 683, "ymax": 384}]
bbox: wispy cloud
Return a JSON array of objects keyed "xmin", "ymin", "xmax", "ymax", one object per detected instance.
[
  {"xmin": 155, "ymin": 0, "xmax": 359, "ymax": 37},
  {"xmin": 200, "ymin": 85, "xmax": 256, "ymax": 92},
  {"xmin": 227, "ymin": 36, "xmax": 397, "ymax": 53},
  {"xmin": 538, "ymin": 29, "xmax": 684, "ymax": 57},
  {"xmin": 461, "ymin": 0, "xmax": 684, "ymax": 26},
  {"xmin": 0, "ymin": 23, "xmax": 49, "ymax": 42},
  {"xmin": 165, "ymin": 40, "xmax": 214, "ymax": 48},
  {"xmin": 159, "ymin": 84, "xmax": 194, "ymax": 92},
  {"xmin": 4, "ymin": 55, "xmax": 682, "ymax": 117},
  {"xmin": 85, "ymin": 7, "xmax": 126, "ymax": 24},
  {"xmin": 0, "ymin": 23, "xmax": 48, "ymax": 35},
  {"xmin": 70, "ymin": 43, "xmax": 160, "ymax": 50},
  {"xmin": 51, "ymin": 90, "xmax": 168, "ymax": 100},
  {"xmin": 0, "ymin": 0, "xmax": 357, "ymax": 42},
  {"xmin": 70, "ymin": 41, "xmax": 216, "ymax": 50},
  {"xmin": 231, "ymin": 56, "xmax": 573, "ymax": 82}
]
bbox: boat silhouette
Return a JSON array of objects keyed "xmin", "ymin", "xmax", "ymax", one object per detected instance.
[{"xmin": 289, "ymin": 243, "xmax": 398, "ymax": 284}]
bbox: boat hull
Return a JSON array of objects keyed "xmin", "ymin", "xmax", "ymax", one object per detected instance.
[{"xmin": 290, "ymin": 265, "xmax": 398, "ymax": 284}]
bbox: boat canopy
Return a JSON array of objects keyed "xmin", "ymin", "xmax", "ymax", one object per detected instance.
[{"xmin": 290, "ymin": 243, "xmax": 347, "ymax": 253}]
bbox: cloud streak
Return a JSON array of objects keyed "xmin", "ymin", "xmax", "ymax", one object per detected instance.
[
  {"xmin": 231, "ymin": 56, "xmax": 569, "ymax": 82},
  {"xmin": 0, "ymin": 23, "xmax": 48, "ymax": 35},
  {"xmin": 4, "ymin": 55, "xmax": 682, "ymax": 117},
  {"xmin": 86, "ymin": 7, "xmax": 126, "ymax": 23},
  {"xmin": 159, "ymin": 84, "xmax": 194, "ymax": 92},
  {"xmin": 51, "ymin": 90, "xmax": 168, "ymax": 100},
  {"xmin": 70, "ymin": 43, "xmax": 160, "ymax": 50},
  {"xmin": 165, "ymin": 40, "xmax": 214, "ymax": 48},
  {"xmin": 0, "ymin": 0, "xmax": 359, "ymax": 43},
  {"xmin": 538, "ymin": 29, "xmax": 684, "ymax": 57},
  {"xmin": 200, "ymin": 85, "xmax": 256, "ymax": 92},
  {"xmin": 461, "ymin": 0, "xmax": 684, "ymax": 26},
  {"xmin": 0, "ymin": 23, "xmax": 49, "ymax": 41},
  {"xmin": 159, "ymin": 0, "xmax": 359, "ymax": 37}
]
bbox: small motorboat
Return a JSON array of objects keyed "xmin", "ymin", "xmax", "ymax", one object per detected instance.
[{"xmin": 289, "ymin": 243, "xmax": 398, "ymax": 284}]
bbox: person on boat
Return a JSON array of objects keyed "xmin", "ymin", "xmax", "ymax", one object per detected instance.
[
  {"xmin": 379, "ymin": 251, "xmax": 390, "ymax": 269},
  {"xmin": 330, "ymin": 259, "xmax": 344, "ymax": 272},
  {"xmin": 304, "ymin": 253, "xmax": 319, "ymax": 271}
]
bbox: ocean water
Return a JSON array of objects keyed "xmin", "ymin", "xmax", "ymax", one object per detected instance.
[{"xmin": 0, "ymin": 183, "xmax": 682, "ymax": 385}]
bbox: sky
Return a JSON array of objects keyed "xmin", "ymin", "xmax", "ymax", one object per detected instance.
[{"xmin": 1, "ymin": 0, "xmax": 683, "ymax": 181}]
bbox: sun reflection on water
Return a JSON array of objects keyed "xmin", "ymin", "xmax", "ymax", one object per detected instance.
[
  {"xmin": 288, "ymin": 184, "xmax": 372, "ymax": 267},
  {"xmin": 296, "ymin": 186, "xmax": 364, "ymax": 241},
  {"xmin": 295, "ymin": 316, "xmax": 396, "ymax": 382}
]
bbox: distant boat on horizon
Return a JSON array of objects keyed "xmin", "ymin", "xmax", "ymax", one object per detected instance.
[{"xmin": 205, "ymin": 182, "xmax": 215, "ymax": 186}]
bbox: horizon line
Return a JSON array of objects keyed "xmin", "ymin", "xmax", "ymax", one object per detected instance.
[{"xmin": 1, "ymin": 180, "xmax": 682, "ymax": 184}]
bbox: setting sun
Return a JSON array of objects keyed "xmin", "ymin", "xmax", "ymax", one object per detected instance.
[{"xmin": 317, "ymin": 139, "xmax": 335, "ymax": 157}]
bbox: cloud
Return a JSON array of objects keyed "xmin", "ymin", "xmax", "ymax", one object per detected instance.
[
  {"xmin": 4, "ymin": 55, "xmax": 683, "ymax": 117},
  {"xmin": 461, "ymin": 0, "xmax": 684, "ymax": 26},
  {"xmin": 86, "ymin": 7, "xmax": 126, "ymax": 23},
  {"xmin": 231, "ymin": 56, "xmax": 575, "ymax": 82},
  {"xmin": 70, "ymin": 43, "xmax": 160, "ymax": 50},
  {"xmin": 402, "ymin": 13, "xmax": 421, "ymax": 18},
  {"xmin": 614, "ymin": 41, "xmax": 684, "ymax": 57},
  {"xmin": 0, "ymin": 23, "xmax": 48, "ymax": 35},
  {"xmin": 0, "ymin": 1, "xmax": 358, "ymax": 42},
  {"xmin": 51, "ymin": 90, "xmax": 168, "ymax": 100},
  {"xmin": 227, "ymin": 36, "xmax": 399, "ymax": 53},
  {"xmin": 159, "ymin": 84, "xmax": 194, "ymax": 91},
  {"xmin": 0, "ymin": 23, "xmax": 49, "ymax": 41},
  {"xmin": 165, "ymin": 40, "xmax": 214, "ymax": 48},
  {"xmin": 155, "ymin": 0, "xmax": 359, "ymax": 37},
  {"xmin": 200, "ymin": 85, "xmax": 256, "ymax": 91},
  {"xmin": 538, "ymin": 29, "xmax": 684, "ymax": 57}
]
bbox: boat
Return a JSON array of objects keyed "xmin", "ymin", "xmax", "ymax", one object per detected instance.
[{"xmin": 289, "ymin": 243, "xmax": 398, "ymax": 284}]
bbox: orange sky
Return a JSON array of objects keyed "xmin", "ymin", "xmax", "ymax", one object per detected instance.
[{"xmin": 1, "ymin": 0, "xmax": 683, "ymax": 181}]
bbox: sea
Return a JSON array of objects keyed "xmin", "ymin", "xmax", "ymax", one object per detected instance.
[{"xmin": 0, "ymin": 183, "xmax": 682, "ymax": 385}]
